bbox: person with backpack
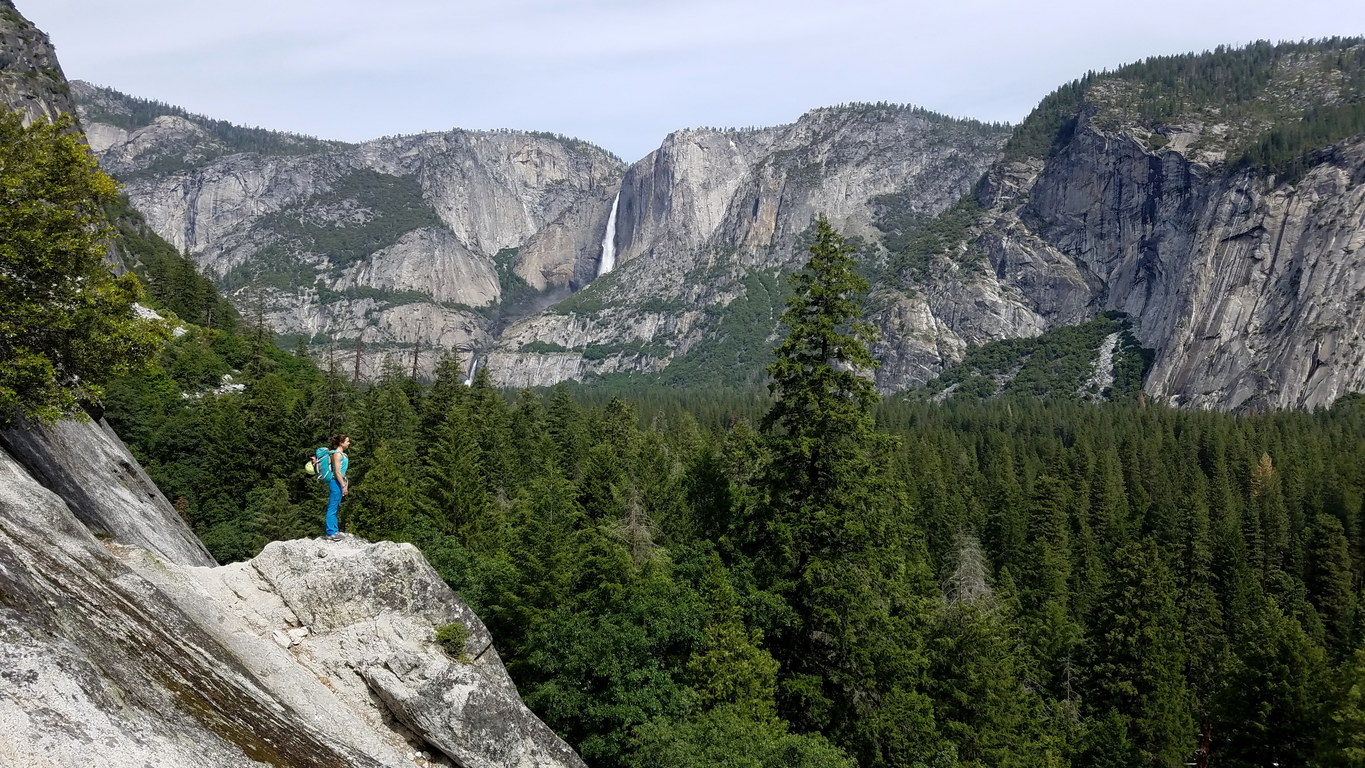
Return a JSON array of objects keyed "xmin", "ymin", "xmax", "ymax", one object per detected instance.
[{"xmin": 318, "ymin": 434, "xmax": 351, "ymax": 540}]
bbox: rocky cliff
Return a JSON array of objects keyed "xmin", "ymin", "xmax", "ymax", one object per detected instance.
[
  {"xmin": 0, "ymin": 0, "xmax": 74, "ymax": 124},
  {"xmin": 864, "ymin": 45, "xmax": 1365, "ymax": 409},
  {"xmin": 0, "ymin": 416, "xmax": 588, "ymax": 768},
  {"xmin": 70, "ymin": 36, "xmax": 1365, "ymax": 409},
  {"xmin": 964, "ymin": 125, "xmax": 1365, "ymax": 411},
  {"xmin": 74, "ymin": 80, "xmax": 626, "ymax": 379},
  {"xmin": 486, "ymin": 107, "xmax": 1009, "ymax": 388},
  {"xmin": 73, "ymin": 81, "xmax": 1007, "ymax": 385}
]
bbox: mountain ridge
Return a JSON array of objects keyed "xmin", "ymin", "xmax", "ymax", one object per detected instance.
[{"xmin": 72, "ymin": 39, "xmax": 1365, "ymax": 410}]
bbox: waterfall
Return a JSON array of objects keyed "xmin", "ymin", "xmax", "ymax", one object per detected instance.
[
  {"xmin": 464, "ymin": 355, "xmax": 478, "ymax": 386},
  {"xmin": 597, "ymin": 191, "xmax": 620, "ymax": 277}
]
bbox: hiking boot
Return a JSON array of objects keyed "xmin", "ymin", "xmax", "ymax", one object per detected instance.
[{"xmin": 325, "ymin": 533, "xmax": 343, "ymax": 541}]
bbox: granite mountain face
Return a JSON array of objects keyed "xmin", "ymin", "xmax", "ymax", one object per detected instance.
[
  {"xmin": 957, "ymin": 121, "xmax": 1365, "ymax": 411},
  {"xmin": 0, "ymin": 1, "xmax": 74, "ymax": 123},
  {"xmin": 486, "ymin": 107, "xmax": 1011, "ymax": 388},
  {"xmin": 74, "ymin": 82, "xmax": 1009, "ymax": 386},
  {"xmin": 76, "ymin": 79, "xmax": 626, "ymax": 376},
  {"xmin": 870, "ymin": 46, "xmax": 1365, "ymax": 410},
  {"xmin": 73, "ymin": 43, "xmax": 1365, "ymax": 409}
]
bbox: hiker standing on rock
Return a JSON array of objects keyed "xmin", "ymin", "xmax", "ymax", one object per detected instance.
[{"xmin": 320, "ymin": 434, "xmax": 350, "ymax": 540}]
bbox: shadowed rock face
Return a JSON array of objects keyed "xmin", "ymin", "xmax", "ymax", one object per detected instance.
[
  {"xmin": 0, "ymin": 418, "xmax": 587, "ymax": 768},
  {"xmin": 0, "ymin": 1, "xmax": 75, "ymax": 124},
  {"xmin": 870, "ymin": 114, "xmax": 1365, "ymax": 410}
]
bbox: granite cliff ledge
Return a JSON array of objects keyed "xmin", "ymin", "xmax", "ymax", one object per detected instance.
[{"xmin": 0, "ymin": 417, "xmax": 586, "ymax": 768}]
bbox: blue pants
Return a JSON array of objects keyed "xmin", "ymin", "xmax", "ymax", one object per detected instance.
[{"xmin": 325, "ymin": 477, "xmax": 342, "ymax": 535}]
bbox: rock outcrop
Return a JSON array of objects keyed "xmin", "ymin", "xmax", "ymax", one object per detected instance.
[
  {"xmin": 0, "ymin": 1, "xmax": 75, "ymax": 124},
  {"xmin": 0, "ymin": 417, "xmax": 215, "ymax": 566},
  {"xmin": 334, "ymin": 227, "xmax": 501, "ymax": 307},
  {"xmin": 0, "ymin": 417, "xmax": 588, "ymax": 768},
  {"xmin": 866, "ymin": 99, "xmax": 1365, "ymax": 409}
]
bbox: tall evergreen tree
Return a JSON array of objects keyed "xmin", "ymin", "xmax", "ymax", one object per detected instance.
[
  {"xmin": 749, "ymin": 216, "xmax": 935, "ymax": 765},
  {"xmin": 350, "ymin": 439, "xmax": 419, "ymax": 541},
  {"xmin": 752, "ymin": 215, "xmax": 884, "ymax": 591},
  {"xmin": 547, "ymin": 382, "xmax": 589, "ymax": 479},
  {"xmin": 1018, "ymin": 473, "xmax": 1082, "ymax": 699},
  {"xmin": 1324, "ymin": 645, "xmax": 1365, "ymax": 766},
  {"xmin": 421, "ymin": 403, "xmax": 489, "ymax": 539},
  {"xmin": 929, "ymin": 538, "xmax": 1062, "ymax": 768},
  {"xmin": 418, "ymin": 349, "xmax": 467, "ymax": 449},
  {"xmin": 1086, "ymin": 540, "xmax": 1193, "ymax": 768},
  {"xmin": 1216, "ymin": 601, "xmax": 1329, "ymax": 768},
  {"xmin": 245, "ymin": 478, "xmax": 315, "ymax": 547},
  {"xmin": 1306, "ymin": 513, "xmax": 1357, "ymax": 655}
]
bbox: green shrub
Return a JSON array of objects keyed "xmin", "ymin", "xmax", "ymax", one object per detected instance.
[
  {"xmin": 519, "ymin": 340, "xmax": 572, "ymax": 354},
  {"xmin": 435, "ymin": 621, "xmax": 472, "ymax": 662}
]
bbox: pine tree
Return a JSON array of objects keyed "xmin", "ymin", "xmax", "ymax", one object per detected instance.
[
  {"xmin": 633, "ymin": 429, "xmax": 688, "ymax": 549},
  {"xmin": 1306, "ymin": 513, "xmax": 1357, "ymax": 655},
  {"xmin": 578, "ymin": 442, "xmax": 629, "ymax": 521},
  {"xmin": 1324, "ymin": 645, "xmax": 1365, "ymax": 766},
  {"xmin": 749, "ymin": 216, "xmax": 936, "ymax": 764},
  {"xmin": 1086, "ymin": 540, "xmax": 1193, "ymax": 768},
  {"xmin": 980, "ymin": 436, "xmax": 1027, "ymax": 577},
  {"xmin": 245, "ymin": 479, "xmax": 314, "ymax": 548},
  {"xmin": 198, "ymin": 396, "xmax": 255, "ymax": 519},
  {"xmin": 929, "ymin": 538, "xmax": 1060, "ymax": 767},
  {"xmin": 421, "ymin": 404, "xmax": 489, "ymax": 539},
  {"xmin": 686, "ymin": 552, "xmax": 780, "ymax": 720},
  {"xmin": 466, "ymin": 366, "xmax": 516, "ymax": 498},
  {"xmin": 350, "ymin": 439, "xmax": 419, "ymax": 541},
  {"xmin": 510, "ymin": 389, "xmax": 558, "ymax": 483},
  {"xmin": 683, "ymin": 441, "xmax": 739, "ymax": 544},
  {"xmin": 1090, "ymin": 444, "xmax": 1131, "ymax": 549},
  {"xmin": 1216, "ymin": 601, "xmax": 1329, "ymax": 768},
  {"xmin": 357, "ymin": 356, "xmax": 419, "ymax": 448},
  {"xmin": 241, "ymin": 371, "xmax": 298, "ymax": 481},
  {"xmin": 752, "ymin": 215, "xmax": 883, "ymax": 590},
  {"xmin": 418, "ymin": 349, "xmax": 466, "ymax": 450},
  {"xmin": 1018, "ymin": 473, "xmax": 1082, "ymax": 699},
  {"xmin": 547, "ymin": 382, "xmax": 588, "ymax": 479},
  {"xmin": 1179, "ymin": 483, "xmax": 1229, "ymax": 724},
  {"xmin": 601, "ymin": 396, "xmax": 640, "ymax": 465}
]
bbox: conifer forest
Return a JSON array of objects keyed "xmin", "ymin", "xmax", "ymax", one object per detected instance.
[{"xmin": 96, "ymin": 218, "xmax": 1365, "ymax": 768}]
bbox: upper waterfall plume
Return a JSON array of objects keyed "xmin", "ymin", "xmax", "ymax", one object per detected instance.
[{"xmin": 597, "ymin": 191, "xmax": 620, "ymax": 276}]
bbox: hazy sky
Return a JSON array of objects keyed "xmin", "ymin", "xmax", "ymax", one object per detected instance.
[{"xmin": 25, "ymin": 1, "xmax": 1365, "ymax": 162}]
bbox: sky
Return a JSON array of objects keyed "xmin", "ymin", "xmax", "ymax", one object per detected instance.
[{"xmin": 24, "ymin": 1, "xmax": 1365, "ymax": 162}]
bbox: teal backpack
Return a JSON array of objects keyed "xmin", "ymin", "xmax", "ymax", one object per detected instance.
[{"xmin": 305, "ymin": 446, "xmax": 335, "ymax": 480}]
